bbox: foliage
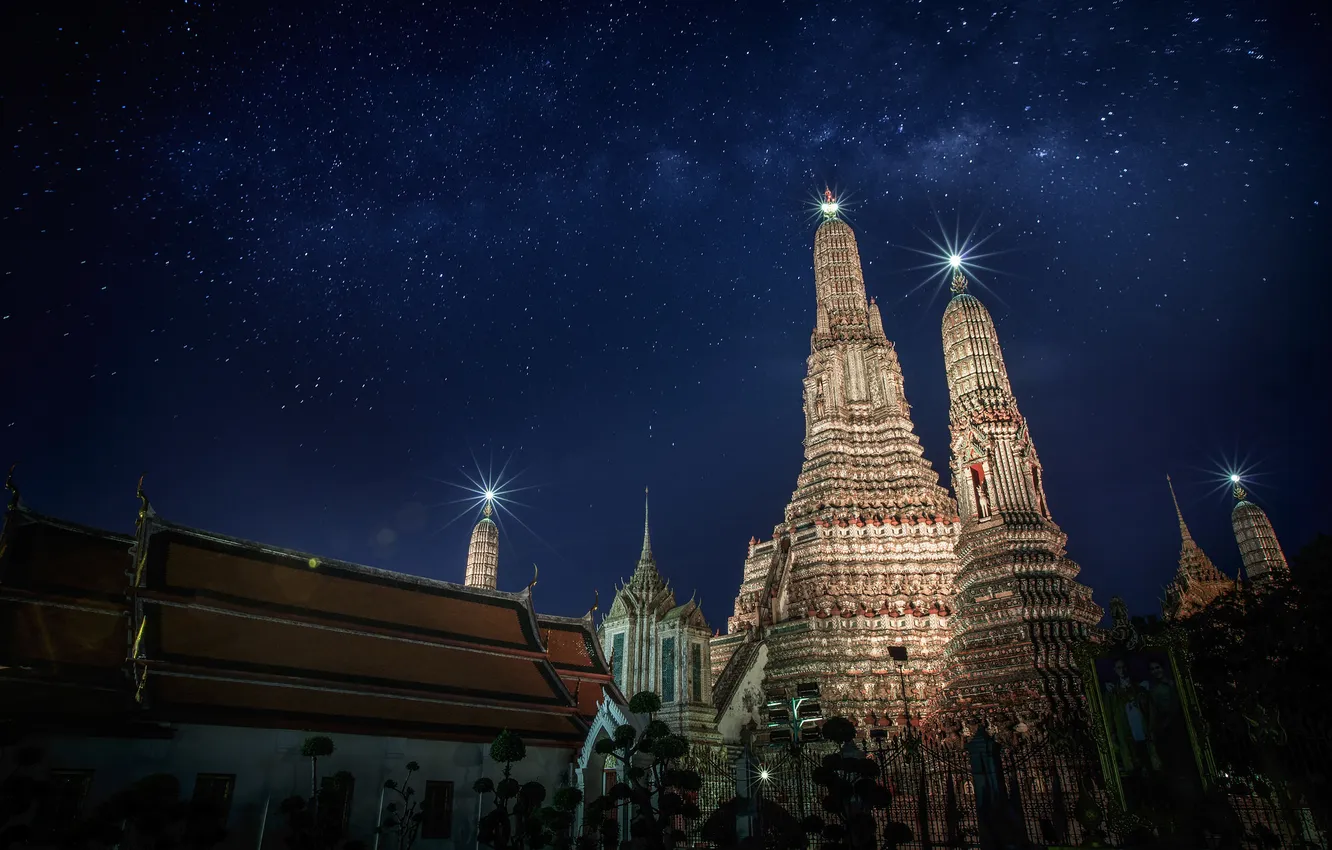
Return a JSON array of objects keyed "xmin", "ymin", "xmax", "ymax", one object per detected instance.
[
  {"xmin": 799, "ymin": 718, "xmax": 906, "ymax": 850},
  {"xmin": 301, "ymin": 737, "xmax": 336, "ymax": 759},
  {"xmin": 475, "ymin": 730, "xmax": 584, "ymax": 850},
  {"xmin": 300, "ymin": 736, "xmax": 337, "ymax": 819},
  {"xmin": 377, "ymin": 761, "xmax": 424, "ymax": 850},
  {"xmin": 491, "ymin": 730, "xmax": 527, "ymax": 766},
  {"xmin": 60, "ymin": 773, "xmax": 230, "ymax": 850},
  {"xmin": 1182, "ymin": 534, "xmax": 1332, "ymax": 829},
  {"xmin": 0, "ymin": 738, "xmax": 46, "ymax": 850},
  {"xmin": 585, "ymin": 690, "xmax": 701, "ymax": 850},
  {"xmin": 280, "ymin": 771, "xmax": 355, "ymax": 850}
]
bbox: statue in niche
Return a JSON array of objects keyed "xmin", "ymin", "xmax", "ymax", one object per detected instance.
[
  {"xmin": 814, "ymin": 378, "xmax": 827, "ymax": 418},
  {"xmin": 1032, "ymin": 464, "xmax": 1049, "ymax": 516}
]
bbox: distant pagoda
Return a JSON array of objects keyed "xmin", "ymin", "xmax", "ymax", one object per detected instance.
[
  {"xmin": 1231, "ymin": 480, "xmax": 1289, "ymax": 587},
  {"xmin": 1162, "ymin": 474, "xmax": 1231, "ymax": 619}
]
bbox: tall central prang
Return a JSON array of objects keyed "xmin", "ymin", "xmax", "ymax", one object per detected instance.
[{"xmin": 711, "ymin": 194, "xmax": 963, "ymax": 735}]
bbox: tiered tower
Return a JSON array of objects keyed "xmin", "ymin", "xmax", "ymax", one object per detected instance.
[
  {"xmin": 941, "ymin": 270, "xmax": 1100, "ymax": 722},
  {"xmin": 464, "ymin": 503, "xmax": 500, "ymax": 589},
  {"xmin": 714, "ymin": 194, "xmax": 962, "ymax": 731},
  {"xmin": 1231, "ymin": 480, "xmax": 1289, "ymax": 588},
  {"xmin": 1162, "ymin": 475, "xmax": 1231, "ymax": 619}
]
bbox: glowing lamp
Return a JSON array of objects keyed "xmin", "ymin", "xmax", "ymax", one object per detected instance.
[
  {"xmin": 484, "ymin": 490, "xmax": 496, "ymax": 501},
  {"xmin": 758, "ymin": 769, "xmax": 771, "ymax": 781},
  {"xmin": 821, "ymin": 201, "xmax": 839, "ymax": 216},
  {"xmin": 949, "ymin": 254, "xmax": 962, "ymax": 269},
  {"xmin": 1229, "ymin": 474, "xmax": 1241, "ymax": 484}
]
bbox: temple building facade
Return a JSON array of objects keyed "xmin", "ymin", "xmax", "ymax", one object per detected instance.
[
  {"xmin": 0, "ymin": 482, "xmax": 626, "ymax": 850},
  {"xmin": 596, "ymin": 491, "xmax": 720, "ymax": 745}
]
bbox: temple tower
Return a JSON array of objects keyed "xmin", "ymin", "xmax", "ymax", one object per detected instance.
[
  {"xmin": 599, "ymin": 490, "xmax": 718, "ymax": 743},
  {"xmin": 712, "ymin": 194, "xmax": 962, "ymax": 736},
  {"xmin": 941, "ymin": 270, "xmax": 1100, "ymax": 723},
  {"xmin": 464, "ymin": 503, "xmax": 500, "ymax": 589},
  {"xmin": 1162, "ymin": 475, "xmax": 1230, "ymax": 619},
  {"xmin": 1231, "ymin": 480, "xmax": 1288, "ymax": 588}
]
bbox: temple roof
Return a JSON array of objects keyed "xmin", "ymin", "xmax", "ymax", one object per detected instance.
[{"xmin": 0, "ymin": 500, "xmax": 600, "ymax": 746}]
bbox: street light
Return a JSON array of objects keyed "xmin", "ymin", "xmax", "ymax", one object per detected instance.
[{"xmin": 764, "ymin": 681, "xmax": 823, "ymax": 752}]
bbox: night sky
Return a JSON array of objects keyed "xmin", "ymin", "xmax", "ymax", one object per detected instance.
[{"xmin": 5, "ymin": 0, "xmax": 1329, "ymax": 625}]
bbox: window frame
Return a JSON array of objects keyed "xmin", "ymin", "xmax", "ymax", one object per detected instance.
[{"xmin": 420, "ymin": 780, "xmax": 454, "ymax": 840}]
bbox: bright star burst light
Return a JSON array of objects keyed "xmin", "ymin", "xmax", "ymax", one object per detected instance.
[
  {"xmin": 1193, "ymin": 451, "xmax": 1265, "ymax": 502},
  {"xmin": 894, "ymin": 210, "xmax": 1012, "ymax": 303},
  {"xmin": 807, "ymin": 186, "xmax": 853, "ymax": 223},
  {"xmin": 425, "ymin": 453, "xmax": 543, "ymax": 541}
]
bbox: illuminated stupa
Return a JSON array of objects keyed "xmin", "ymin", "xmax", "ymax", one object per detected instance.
[
  {"xmin": 464, "ymin": 501, "xmax": 500, "ymax": 589},
  {"xmin": 940, "ymin": 269, "xmax": 1102, "ymax": 720},
  {"xmin": 712, "ymin": 192, "xmax": 964, "ymax": 732},
  {"xmin": 1230, "ymin": 478, "xmax": 1289, "ymax": 587}
]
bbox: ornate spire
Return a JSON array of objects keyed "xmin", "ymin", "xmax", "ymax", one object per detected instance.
[
  {"xmin": 639, "ymin": 486, "xmax": 654, "ymax": 566},
  {"xmin": 464, "ymin": 501, "xmax": 499, "ymax": 590},
  {"xmin": 1161, "ymin": 475, "xmax": 1228, "ymax": 618},
  {"xmin": 941, "ymin": 281, "xmax": 1100, "ymax": 718},
  {"xmin": 1166, "ymin": 474, "xmax": 1194, "ymax": 543}
]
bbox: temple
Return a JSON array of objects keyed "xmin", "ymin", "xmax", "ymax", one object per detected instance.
[
  {"xmin": 1231, "ymin": 479, "xmax": 1289, "ymax": 587},
  {"xmin": 2, "ymin": 195, "xmax": 1306, "ymax": 849},
  {"xmin": 596, "ymin": 489, "xmax": 720, "ymax": 744},
  {"xmin": 1161, "ymin": 475, "xmax": 1232, "ymax": 619}
]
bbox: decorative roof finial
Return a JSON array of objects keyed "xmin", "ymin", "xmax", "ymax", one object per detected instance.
[
  {"xmin": 528, "ymin": 563, "xmax": 539, "ymax": 591},
  {"xmin": 4, "ymin": 464, "xmax": 19, "ymax": 511},
  {"xmin": 482, "ymin": 500, "xmax": 493, "ymax": 519},
  {"xmin": 950, "ymin": 269, "xmax": 968, "ymax": 294},
  {"xmin": 136, "ymin": 474, "xmax": 152, "ymax": 522},
  {"xmin": 1166, "ymin": 474, "xmax": 1194, "ymax": 543},
  {"xmin": 1230, "ymin": 474, "xmax": 1247, "ymax": 502},
  {"xmin": 639, "ymin": 486, "xmax": 654, "ymax": 565},
  {"xmin": 820, "ymin": 188, "xmax": 841, "ymax": 220}
]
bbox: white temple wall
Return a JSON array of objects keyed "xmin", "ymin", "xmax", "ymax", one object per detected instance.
[
  {"xmin": 8, "ymin": 723, "xmax": 576, "ymax": 850},
  {"xmin": 715, "ymin": 642, "xmax": 768, "ymax": 745}
]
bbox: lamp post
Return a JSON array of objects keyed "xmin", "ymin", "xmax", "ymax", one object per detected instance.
[{"xmin": 760, "ymin": 681, "xmax": 823, "ymax": 829}]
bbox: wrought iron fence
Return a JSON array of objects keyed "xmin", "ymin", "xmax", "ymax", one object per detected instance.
[
  {"xmin": 744, "ymin": 729, "xmax": 1119, "ymax": 850},
  {"xmin": 680, "ymin": 745, "xmax": 738, "ymax": 848}
]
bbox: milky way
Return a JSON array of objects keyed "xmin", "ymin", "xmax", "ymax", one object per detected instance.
[{"xmin": 4, "ymin": 0, "xmax": 1328, "ymax": 619}]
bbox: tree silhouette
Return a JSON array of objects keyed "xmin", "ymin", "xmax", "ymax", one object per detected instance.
[
  {"xmin": 584, "ymin": 691, "xmax": 702, "ymax": 850},
  {"xmin": 377, "ymin": 761, "xmax": 424, "ymax": 850}
]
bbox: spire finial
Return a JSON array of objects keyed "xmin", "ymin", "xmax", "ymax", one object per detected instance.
[
  {"xmin": 1230, "ymin": 475, "xmax": 1247, "ymax": 502},
  {"xmin": 4, "ymin": 464, "xmax": 19, "ymax": 512},
  {"xmin": 1166, "ymin": 474, "xmax": 1194, "ymax": 543},
  {"xmin": 482, "ymin": 501, "xmax": 493, "ymax": 519},
  {"xmin": 950, "ymin": 269, "xmax": 968, "ymax": 294},
  {"xmin": 639, "ymin": 486, "xmax": 654, "ymax": 565},
  {"xmin": 819, "ymin": 188, "xmax": 841, "ymax": 220}
]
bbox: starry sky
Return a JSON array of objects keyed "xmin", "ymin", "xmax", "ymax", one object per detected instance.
[{"xmin": 4, "ymin": 0, "xmax": 1329, "ymax": 624}]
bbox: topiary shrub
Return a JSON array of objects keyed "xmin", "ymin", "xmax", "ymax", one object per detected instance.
[{"xmin": 585, "ymin": 691, "xmax": 702, "ymax": 850}]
